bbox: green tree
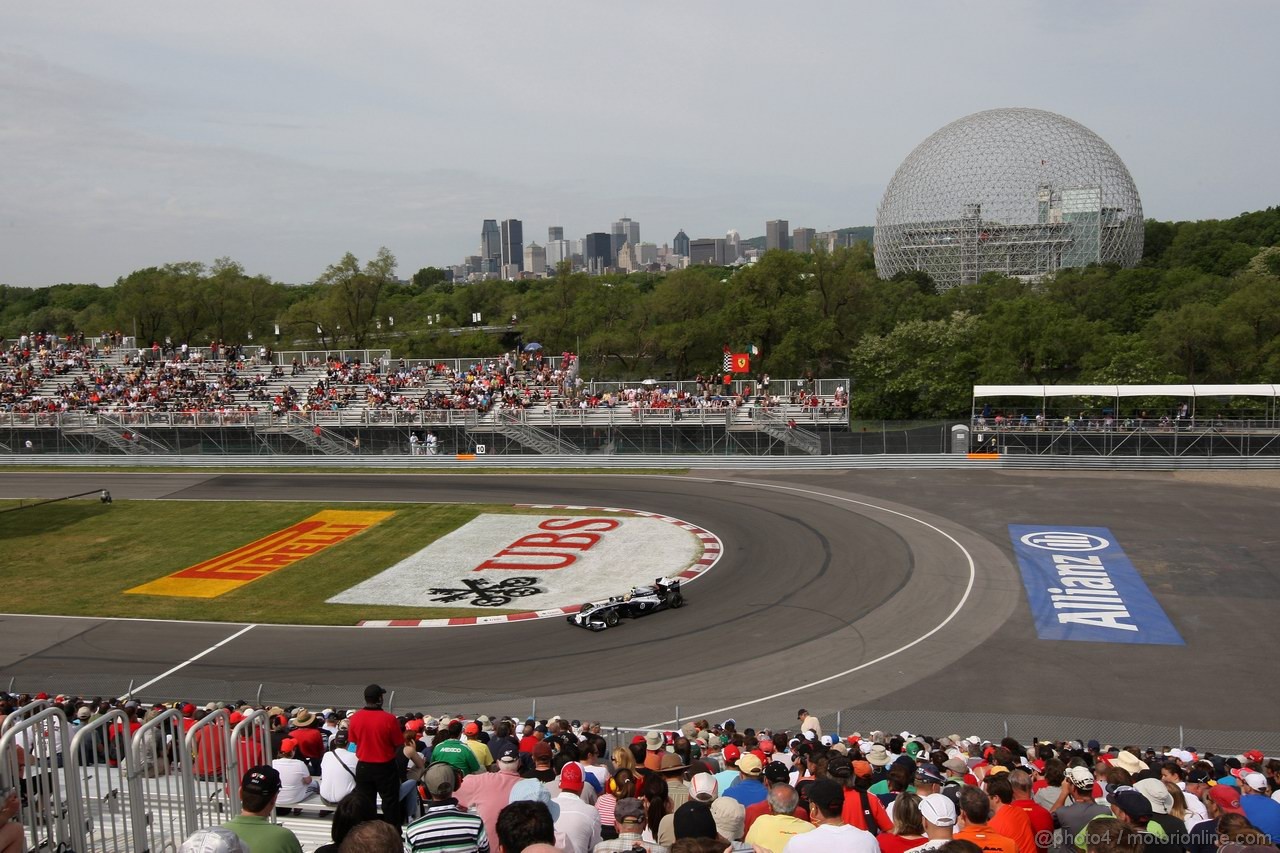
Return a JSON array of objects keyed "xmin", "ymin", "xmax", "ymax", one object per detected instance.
[
  {"xmin": 850, "ymin": 311, "xmax": 980, "ymax": 418},
  {"xmin": 317, "ymin": 247, "xmax": 397, "ymax": 347},
  {"xmin": 115, "ymin": 267, "xmax": 171, "ymax": 345}
]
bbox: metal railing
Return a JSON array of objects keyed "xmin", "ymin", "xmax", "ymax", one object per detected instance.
[
  {"xmin": 0, "ymin": 703, "xmax": 275, "ymax": 852},
  {"xmin": 1, "ymin": 404, "xmax": 849, "ymax": 430}
]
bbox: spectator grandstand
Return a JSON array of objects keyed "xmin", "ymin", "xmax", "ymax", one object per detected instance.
[
  {"xmin": 2, "ymin": 691, "xmax": 1277, "ymax": 852},
  {"xmin": 0, "ymin": 332, "xmax": 851, "ymax": 456}
]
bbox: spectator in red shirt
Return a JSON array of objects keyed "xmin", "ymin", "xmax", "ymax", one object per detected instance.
[
  {"xmin": 1007, "ymin": 769, "xmax": 1053, "ymax": 853},
  {"xmin": 984, "ymin": 773, "xmax": 1036, "ymax": 853},
  {"xmin": 829, "ymin": 755, "xmax": 893, "ymax": 834},
  {"xmin": 287, "ymin": 708, "xmax": 324, "ymax": 775},
  {"xmin": 347, "ymin": 684, "xmax": 404, "ymax": 826}
]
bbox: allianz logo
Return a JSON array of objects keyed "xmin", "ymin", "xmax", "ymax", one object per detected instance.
[{"xmin": 1019, "ymin": 531, "xmax": 1110, "ymax": 552}]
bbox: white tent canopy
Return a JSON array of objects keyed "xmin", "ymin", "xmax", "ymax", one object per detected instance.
[{"xmin": 973, "ymin": 384, "xmax": 1280, "ymax": 399}]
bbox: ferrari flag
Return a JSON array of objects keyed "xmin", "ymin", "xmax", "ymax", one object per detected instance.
[{"xmin": 730, "ymin": 353, "xmax": 750, "ymax": 373}]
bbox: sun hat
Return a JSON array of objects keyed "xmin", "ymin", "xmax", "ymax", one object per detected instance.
[
  {"xmin": 179, "ymin": 827, "xmax": 249, "ymax": 853},
  {"xmin": 509, "ymin": 778, "xmax": 560, "ymax": 820},
  {"xmin": 424, "ymin": 762, "xmax": 458, "ymax": 797}
]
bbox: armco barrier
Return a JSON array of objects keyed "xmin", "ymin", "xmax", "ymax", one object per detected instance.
[{"xmin": 3, "ymin": 452, "xmax": 1280, "ymax": 470}]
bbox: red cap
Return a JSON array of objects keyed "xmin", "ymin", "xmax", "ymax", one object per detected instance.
[
  {"xmin": 848, "ymin": 735, "xmax": 861, "ymax": 744},
  {"xmin": 759, "ymin": 739, "xmax": 775, "ymax": 754},
  {"xmin": 723, "ymin": 744, "xmax": 741, "ymax": 763},
  {"xmin": 1243, "ymin": 749, "xmax": 1264, "ymax": 764},
  {"xmin": 36, "ymin": 692, "xmax": 49, "ymax": 700},
  {"xmin": 406, "ymin": 719, "xmax": 424, "ymax": 733},
  {"xmin": 631, "ymin": 735, "xmax": 647, "ymax": 745},
  {"xmin": 182, "ymin": 704, "xmax": 196, "ymax": 716},
  {"xmin": 279, "ymin": 738, "xmax": 297, "ymax": 753},
  {"xmin": 464, "ymin": 722, "xmax": 480, "ymax": 736},
  {"xmin": 559, "ymin": 761, "xmax": 584, "ymax": 793},
  {"xmin": 229, "ymin": 711, "xmax": 244, "ymax": 725},
  {"xmin": 1209, "ymin": 785, "xmax": 1244, "ymax": 815}
]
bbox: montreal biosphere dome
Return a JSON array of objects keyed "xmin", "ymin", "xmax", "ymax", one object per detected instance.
[{"xmin": 874, "ymin": 108, "xmax": 1143, "ymax": 289}]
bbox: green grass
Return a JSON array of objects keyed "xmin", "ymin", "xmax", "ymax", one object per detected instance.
[
  {"xmin": 0, "ymin": 499, "xmax": 616, "ymax": 624},
  {"xmin": 0, "ymin": 466, "xmax": 689, "ymax": 475}
]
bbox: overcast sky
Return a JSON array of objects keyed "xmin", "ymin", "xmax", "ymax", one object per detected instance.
[{"xmin": 2, "ymin": 1, "xmax": 1277, "ymax": 286}]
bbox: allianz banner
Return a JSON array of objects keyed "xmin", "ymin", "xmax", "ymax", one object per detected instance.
[{"xmin": 1009, "ymin": 525, "xmax": 1183, "ymax": 645}]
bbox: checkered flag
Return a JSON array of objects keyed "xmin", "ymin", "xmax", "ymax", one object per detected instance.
[{"xmin": 723, "ymin": 346, "xmax": 732, "ymax": 372}]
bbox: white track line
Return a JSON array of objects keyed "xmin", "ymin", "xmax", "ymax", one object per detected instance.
[
  {"xmin": 121, "ymin": 623, "xmax": 258, "ymax": 698},
  {"xmin": 639, "ymin": 480, "xmax": 977, "ymax": 729}
]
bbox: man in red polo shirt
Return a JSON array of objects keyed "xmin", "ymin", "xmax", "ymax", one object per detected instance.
[
  {"xmin": 347, "ymin": 683, "xmax": 404, "ymax": 826},
  {"xmin": 1007, "ymin": 769, "xmax": 1052, "ymax": 853}
]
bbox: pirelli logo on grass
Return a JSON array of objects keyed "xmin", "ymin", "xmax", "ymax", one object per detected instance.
[{"xmin": 127, "ymin": 510, "xmax": 393, "ymax": 598}]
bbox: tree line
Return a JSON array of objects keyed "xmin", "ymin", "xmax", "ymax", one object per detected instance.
[{"xmin": 1, "ymin": 207, "xmax": 1277, "ymax": 418}]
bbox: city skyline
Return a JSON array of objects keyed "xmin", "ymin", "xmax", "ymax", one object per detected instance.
[{"xmin": 2, "ymin": 1, "xmax": 1277, "ymax": 285}]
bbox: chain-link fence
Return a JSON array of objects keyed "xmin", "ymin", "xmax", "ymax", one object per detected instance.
[{"xmin": 9, "ymin": 675, "xmax": 1276, "ymax": 757}]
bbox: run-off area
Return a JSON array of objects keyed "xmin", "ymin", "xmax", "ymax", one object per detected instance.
[{"xmin": 328, "ymin": 513, "xmax": 703, "ymax": 611}]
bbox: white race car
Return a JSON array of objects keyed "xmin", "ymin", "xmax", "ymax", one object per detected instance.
[{"xmin": 567, "ymin": 578, "xmax": 685, "ymax": 631}]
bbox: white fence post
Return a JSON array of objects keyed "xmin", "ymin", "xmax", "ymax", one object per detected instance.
[
  {"xmin": 129, "ymin": 707, "xmax": 194, "ymax": 850},
  {"xmin": 69, "ymin": 708, "xmax": 142, "ymax": 852},
  {"xmin": 186, "ymin": 709, "xmax": 235, "ymax": 831},
  {"xmin": 227, "ymin": 710, "xmax": 273, "ymax": 819},
  {"xmin": 0, "ymin": 706, "xmax": 84, "ymax": 851}
]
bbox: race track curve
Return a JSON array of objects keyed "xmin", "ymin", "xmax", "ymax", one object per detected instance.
[{"xmin": 1, "ymin": 468, "xmax": 1276, "ymax": 733}]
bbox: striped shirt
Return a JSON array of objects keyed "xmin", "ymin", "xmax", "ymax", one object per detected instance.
[{"xmin": 404, "ymin": 799, "xmax": 490, "ymax": 853}]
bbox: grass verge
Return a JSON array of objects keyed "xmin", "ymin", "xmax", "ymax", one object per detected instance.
[{"xmin": 0, "ymin": 499, "xmax": 616, "ymax": 624}]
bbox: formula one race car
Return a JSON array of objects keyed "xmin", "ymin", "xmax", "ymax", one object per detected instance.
[{"xmin": 568, "ymin": 577, "xmax": 685, "ymax": 631}]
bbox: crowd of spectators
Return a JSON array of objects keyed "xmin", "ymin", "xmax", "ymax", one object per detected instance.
[
  {"xmin": 3, "ymin": 333, "xmax": 847, "ymax": 427},
  {"xmin": 3, "ymin": 690, "xmax": 1278, "ymax": 853}
]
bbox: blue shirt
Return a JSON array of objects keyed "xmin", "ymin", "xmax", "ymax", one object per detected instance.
[{"xmin": 723, "ymin": 777, "xmax": 768, "ymax": 807}]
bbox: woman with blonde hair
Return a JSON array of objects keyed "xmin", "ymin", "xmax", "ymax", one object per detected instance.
[
  {"xmin": 612, "ymin": 745, "xmax": 636, "ymax": 772},
  {"xmin": 879, "ymin": 791, "xmax": 928, "ymax": 853}
]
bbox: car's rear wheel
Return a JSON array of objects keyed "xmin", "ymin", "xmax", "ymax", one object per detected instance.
[{"xmin": 670, "ymin": 594, "xmax": 685, "ymax": 609}]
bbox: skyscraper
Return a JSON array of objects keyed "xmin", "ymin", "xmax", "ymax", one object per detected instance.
[
  {"xmin": 524, "ymin": 242, "xmax": 547, "ymax": 276},
  {"xmin": 501, "ymin": 219, "xmax": 524, "ymax": 271},
  {"xmin": 725, "ymin": 229, "xmax": 741, "ymax": 262},
  {"xmin": 613, "ymin": 217, "xmax": 640, "ymax": 247},
  {"xmin": 546, "ymin": 239, "xmax": 571, "ymax": 270},
  {"xmin": 792, "ymin": 227, "xmax": 816, "ymax": 253},
  {"xmin": 673, "ymin": 229, "xmax": 690, "ymax": 257},
  {"xmin": 766, "ymin": 220, "xmax": 790, "ymax": 252},
  {"xmin": 548, "ymin": 226, "xmax": 564, "ymax": 242},
  {"xmin": 481, "ymin": 220, "xmax": 501, "ymax": 266},
  {"xmin": 689, "ymin": 238, "xmax": 726, "ymax": 266},
  {"xmin": 584, "ymin": 232, "xmax": 612, "ymax": 274}
]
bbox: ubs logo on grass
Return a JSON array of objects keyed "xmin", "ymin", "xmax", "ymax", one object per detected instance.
[{"xmin": 1019, "ymin": 531, "xmax": 1110, "ymax": 552}]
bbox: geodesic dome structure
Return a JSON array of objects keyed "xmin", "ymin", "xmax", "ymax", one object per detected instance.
[{"xmin": 874, "ymin": 108, "xmax": 1143, "ymax": 289}]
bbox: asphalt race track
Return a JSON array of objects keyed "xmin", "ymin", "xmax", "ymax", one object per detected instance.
[{"xmin": 1, "ymin": 469, "xmax": 1277, "ymax": 733}]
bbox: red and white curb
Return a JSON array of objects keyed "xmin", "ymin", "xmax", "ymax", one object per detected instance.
[{"xmin": 359, "ymin": 505, "xmax": 722, "ymax": 628}]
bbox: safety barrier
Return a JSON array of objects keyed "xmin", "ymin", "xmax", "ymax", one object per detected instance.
[
  {"xmin": 0, "ymin": 703, "xmax": 276, "ymax": 852},
  {"xmin": 4, "ymin": 452, "xmax": 1280, "ymax": 470}
]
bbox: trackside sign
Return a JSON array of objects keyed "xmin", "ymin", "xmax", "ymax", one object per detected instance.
[{"xmin": 1009, "ymin": 525, "xmax": 1183, "ymax": 645}]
